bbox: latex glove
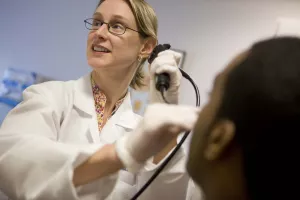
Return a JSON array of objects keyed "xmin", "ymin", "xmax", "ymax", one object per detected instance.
[
  {"xmin": 149, "ymin": 50, "xmax": 182, "ymax": 104},
  {"xmin": 115, "ymin": 103, "xmax": 199, "ymax": 172}
]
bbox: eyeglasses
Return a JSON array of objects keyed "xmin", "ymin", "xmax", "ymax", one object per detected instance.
[{"xmin": 84, "ymin": 18, "xmax": 143, "ymax": 36}]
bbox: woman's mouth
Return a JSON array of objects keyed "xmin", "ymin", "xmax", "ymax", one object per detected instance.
[{"xmin": 92, "ymin": 45, "xmax": 111, "ymax": 53}]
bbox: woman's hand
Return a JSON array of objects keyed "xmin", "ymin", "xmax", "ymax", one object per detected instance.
[
  {"xmin": 115, "ymin": 103, "xmax": 199, "ymax": 172},
  {"xmin": 149, "ymin": 50, "xmax": 182, "ymax": 104}
]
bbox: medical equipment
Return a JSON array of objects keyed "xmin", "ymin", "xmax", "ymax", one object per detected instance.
[{"xmin": 130, "ymin": 44, "xmax": 201, "ymax": 199}]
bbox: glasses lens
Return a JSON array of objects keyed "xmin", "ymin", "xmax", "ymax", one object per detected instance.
[
  {"xmin": 85, "ymin": 19, "xmax": 101, "ymax": 30},
  {"xmin": 109, "ymin": 23, "xmax": 126, "ymax": 35}
]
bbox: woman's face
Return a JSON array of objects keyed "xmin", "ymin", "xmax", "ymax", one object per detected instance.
[{"xmin": 86, "ymin": 0, "xmax": 144, "ymax": 71}]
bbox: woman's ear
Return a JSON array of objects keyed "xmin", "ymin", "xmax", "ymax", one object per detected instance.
[
  {"xmin": 204, "ymin": 119, "xmax": 235, "ymax": 161},
  {"xmin": 139, "ymin": 37, "xmax": 157, "ymax": 59}
]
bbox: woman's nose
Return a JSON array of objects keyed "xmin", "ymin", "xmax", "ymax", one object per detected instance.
[{"xmin": 95, "ymin": 24, "xmax": 109, "ymax": 39}]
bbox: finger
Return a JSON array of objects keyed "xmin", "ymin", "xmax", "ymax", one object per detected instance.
[
  {"xmin": 173, "ymin": 52, "xmax": 182, "ymax": 65},
  {"xmin": 159, "ymin": 106, "xmax": 199, "ymax": 131},
  {"xmin": 168, "ymin": 125, "xmax": 182, "ymax": 135},
  {"xmin": 155, "ymin": 65, "xmax": 177, "ymax": 75},
  {"xmin": 158, "ymin": 50, "xmax": 182, "ymax": 65},
  {"xmin": 150, "ymin": 56, "xmax": 177, "ymax": 75},
  {"xmin": 172, "ymin": 107, "xmax": 200, "ymax": 129},
  {"xmin": 154, "ymin": 65, "xmax": 181, "ymax": 84},
  {"xmin": 150, "ymin": 52, "xmax": 178, "ymax": 69},
  {"xmin": 176, "ymin": 115, "xmax": 199, "ymax": 131}
]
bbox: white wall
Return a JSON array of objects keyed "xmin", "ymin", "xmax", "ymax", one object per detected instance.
[
  {"xmin": 0, "ymin": 0, "xmax": 99, "ymax": 81},
  {"xmin": 1, "ymin": 0, "xmax": 300, "ymax": 107}
]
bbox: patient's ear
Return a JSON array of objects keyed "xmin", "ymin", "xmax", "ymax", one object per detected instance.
[{"xmin": 204, "ymin": 120, "xmax": 235, "ymax": 161}]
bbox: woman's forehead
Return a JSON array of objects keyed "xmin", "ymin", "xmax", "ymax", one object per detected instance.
[{"xmin": 95, "ymin": 0, "xmax": 134, "ymax": 20}]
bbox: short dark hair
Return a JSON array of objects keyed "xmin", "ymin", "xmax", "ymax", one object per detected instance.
[{"xmin": 217, "ymin": 36, "xmax": 300, "ymax": 199}]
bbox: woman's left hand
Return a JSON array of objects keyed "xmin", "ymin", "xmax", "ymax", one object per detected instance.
[{"xmin": 149, "ymin": 50, "xmax": 182, "ymax": 104}]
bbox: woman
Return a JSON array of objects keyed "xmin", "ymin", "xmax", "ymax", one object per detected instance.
[{"xmin": 0, "ymin": 0, "xmax": 200, "ymax": 199}]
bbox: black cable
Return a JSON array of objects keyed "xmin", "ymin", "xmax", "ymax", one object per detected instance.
[
  {"xmin": 179, "ymin": 68, "xmax": 200, "ymax": 107},
  {"xmin": 130, "ymin": 68, "xmax": 200, "ymax": 200},
  {"xmin": 159, "ymin": 87, "xmax": 170, "ymax": 104}
]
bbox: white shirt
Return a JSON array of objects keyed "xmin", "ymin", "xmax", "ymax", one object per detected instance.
[{"xmin": 0, "ymin": 73, "xmax": 202, "ymax": 200}]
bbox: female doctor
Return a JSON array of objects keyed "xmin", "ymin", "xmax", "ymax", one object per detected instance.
[{"xmin": 0, "ymin": 0, "xmax": 200, "ymax": 199}]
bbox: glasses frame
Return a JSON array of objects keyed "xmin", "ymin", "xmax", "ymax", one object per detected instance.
[{"xmin": 84, "ymin": 18, "xmax": 143, "ymax": 36}]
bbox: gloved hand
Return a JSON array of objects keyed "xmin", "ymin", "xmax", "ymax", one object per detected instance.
[
  {"xmin": 115, "ymin": 103, "xmax": 199, "ymax": 173},
  {"xmin": 149, "ymin": 50, "xmax": 182, "ymax": 104}
]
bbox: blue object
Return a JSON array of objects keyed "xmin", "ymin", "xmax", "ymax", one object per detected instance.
[{"xmin": 0, "ymin": 67, "xmax": 37, "ymax": 107}]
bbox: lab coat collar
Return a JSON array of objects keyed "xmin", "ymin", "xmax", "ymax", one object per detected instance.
[
  {"xmin": 73, "ymin": 73, "xmax": 95, "ymax": 117},
  {"xmin": 114, "ymin": 94, "xmax": 140, "ymax": 130},
  {"xmin": 98, "ymin": 93, "xmax": 140, "ymax": 144},
  {"xmin": 73, "ymin": 73, "xmax": 139, "ymax": 129}
]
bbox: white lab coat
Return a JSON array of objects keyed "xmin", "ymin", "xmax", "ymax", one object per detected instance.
[{"xmin": 0, "ymin": 73, "xmax": 202, "ymax": 200}]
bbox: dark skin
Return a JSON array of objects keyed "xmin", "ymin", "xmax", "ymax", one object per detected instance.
[{"xmin": 187, "ymin": 50, "xmax": 251, "ymax": 200}]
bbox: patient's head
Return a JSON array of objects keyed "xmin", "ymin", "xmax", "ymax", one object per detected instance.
[{"xmin": 187, "ymin": 36, "xmax": 300, "ymax": 200}]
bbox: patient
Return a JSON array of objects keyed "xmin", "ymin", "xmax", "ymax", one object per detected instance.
[{"xmin": 187, "ymin": 36, "xmax": 300, "ymax": 200}]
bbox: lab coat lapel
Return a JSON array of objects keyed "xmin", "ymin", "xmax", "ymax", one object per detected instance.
[
  {"xmin": 117, "ymin": 94, "xmax": 141, "ymax": 129},
  {"xmin": 99, "ymin": 94, "xmax": 140, "ymax": 144},
  {"xmin": 73, "ymin": 73, "xmax": 101, "ymax": 143}
]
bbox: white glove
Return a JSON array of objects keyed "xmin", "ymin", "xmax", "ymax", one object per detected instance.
[
  {"xmin": 115, "ymin": 103, "xmax": 199, "ymax": 173},
  {"xmin": 149, "ymin": 50, "xmax": 182, "ymax": 104}
]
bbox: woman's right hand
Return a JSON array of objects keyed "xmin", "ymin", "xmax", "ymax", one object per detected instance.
[{"xmin": 115, "ymin": 103, "xmax": 199, "ymax": 172}]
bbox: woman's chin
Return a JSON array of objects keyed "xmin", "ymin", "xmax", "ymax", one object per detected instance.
[{"xmin": 87, "ymin": 59, "xmax": 111, "ymax": 70}]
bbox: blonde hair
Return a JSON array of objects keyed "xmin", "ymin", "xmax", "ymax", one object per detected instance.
[{"xmin": 97, "ymin": 0, "xmax": 158, "ymax": 89}]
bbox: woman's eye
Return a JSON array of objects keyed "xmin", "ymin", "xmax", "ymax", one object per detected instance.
[
  {"xmin": 111, "ymin": 23, "xmax": 124, "ymax": 29},
  {"xmin": 93, "ymin": 22, "xmax": 101, "ymax": 26},
  {"xmin": 91, "ymin": 19, "xmax": 102, "ymax": 27}
]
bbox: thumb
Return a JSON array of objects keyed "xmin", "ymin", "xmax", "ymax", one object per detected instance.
[
  {"xmin": 172, "ymin": 51, "xmax": 182, "ymax": 65},
  {"xmin": 159, "ymin": 50, "xmax": 182, "ymax": 65}
]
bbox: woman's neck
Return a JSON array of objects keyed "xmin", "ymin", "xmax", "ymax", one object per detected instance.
[{"xmin": 91, "ymin": 67, "xmax": 135, "ymax": 106}]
